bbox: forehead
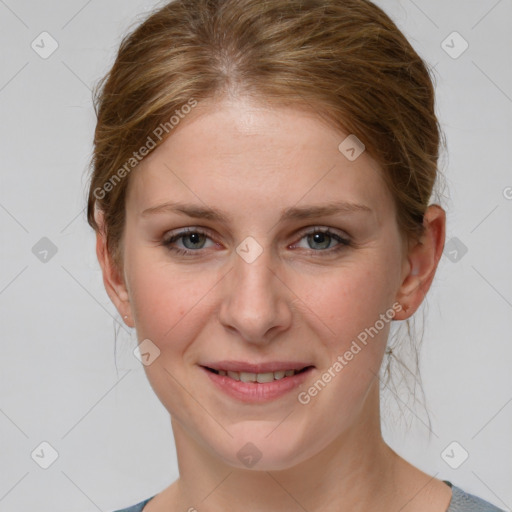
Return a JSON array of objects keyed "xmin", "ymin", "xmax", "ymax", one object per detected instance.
[{"xmin": 126, "ymin": 96, "xmax": 394, "ymax": 220}]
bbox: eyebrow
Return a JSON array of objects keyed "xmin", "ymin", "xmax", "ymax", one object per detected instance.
[{"xmin": 141, "ymin": 200, "xmax": 372, "ymax": 222}]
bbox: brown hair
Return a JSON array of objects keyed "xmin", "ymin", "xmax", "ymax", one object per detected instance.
[{"xmin": 85, "ymin": 0, "xmax": 446, "ymax": 419}]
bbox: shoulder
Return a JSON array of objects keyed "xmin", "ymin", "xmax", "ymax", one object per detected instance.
[
  {"xmin": 447, "ymin": 483, "xmax": 506, "ymax": 512},
  {"xmin": 111, "ymin": 496, "xmax": 155, "ymax": 512}
]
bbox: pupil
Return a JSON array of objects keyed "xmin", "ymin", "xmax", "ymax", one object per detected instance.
[
  {"xmin": 310, "ymin": 232, "xmax": 330, "ymax": 250},
  {"xmin": 185, "ymin": 232, "xmax": 204, "ymax": 249}
]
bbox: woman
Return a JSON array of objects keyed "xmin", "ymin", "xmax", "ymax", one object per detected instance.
[{"xmin": 87, "ymin": 0, "xmax": 504, "ymax": 510}]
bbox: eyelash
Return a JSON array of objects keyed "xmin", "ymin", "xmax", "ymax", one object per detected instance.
[{"xmin": 161, "ymin": 227, "xmax": 352, "ymax": 257}]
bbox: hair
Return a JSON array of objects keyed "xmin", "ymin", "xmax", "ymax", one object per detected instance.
[{"xmin": 85, "ymin": 0, "xmax": 447, "ymax": 426}]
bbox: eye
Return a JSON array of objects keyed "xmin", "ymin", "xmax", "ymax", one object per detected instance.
[
  {"xmin": 291, "ymin": 227, "xmax": 351, "ymax": 253},
  {"xmin": 161, "ymin": 226, "xmax": 351, "ymax": 257},
  {"xmin": 162, "ymin": 228, "xmax": 217, "ymax": 255}
]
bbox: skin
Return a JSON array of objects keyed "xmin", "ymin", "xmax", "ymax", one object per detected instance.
[{"xmin": 95, "ymin": 95, "xmax": 450, "ymax": 511}]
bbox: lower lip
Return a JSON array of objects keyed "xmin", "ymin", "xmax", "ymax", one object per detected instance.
[{"xmin": 201, "ymin": 366, "xmax": 314, "ymax": 403}]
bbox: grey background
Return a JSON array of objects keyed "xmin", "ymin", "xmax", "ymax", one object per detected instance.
[{"xmin": 0, "ymin": 0, "xmax": 511, "ymax": 510}]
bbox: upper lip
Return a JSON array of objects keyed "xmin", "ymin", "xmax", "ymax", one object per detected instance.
[{"xmin": 201, "ymin": 361, "xmax": 314, "ymax": 373}]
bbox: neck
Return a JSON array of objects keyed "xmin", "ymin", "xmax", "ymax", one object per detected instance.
[{"xmin": 168, "ymin": 382, "xmax": 402, "ymax": 512}]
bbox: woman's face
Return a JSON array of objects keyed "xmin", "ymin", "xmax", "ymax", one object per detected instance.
[{"xmin": 111, "ymin": 96, "xmax": 412, "ymax": 469}]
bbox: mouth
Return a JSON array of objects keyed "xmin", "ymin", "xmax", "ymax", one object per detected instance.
[
  {"xmin": 199, "ymin": 360, "xmax": 315, "ymax": 402},
  {"xmin": 202, "ymin": 365, "xmax": 313, "ymax": 383}
]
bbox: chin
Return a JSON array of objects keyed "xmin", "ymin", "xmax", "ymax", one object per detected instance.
[{"xmin": 207, "ymin": 429, "xmax": 319, "ymax": 472}]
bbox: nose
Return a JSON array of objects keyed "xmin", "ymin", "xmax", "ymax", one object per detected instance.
[{"xmin": 217, "ymin": 242, "xmax": 293, "ymax": 345}]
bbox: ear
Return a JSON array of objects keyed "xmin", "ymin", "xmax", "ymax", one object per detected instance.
[
  {"xmin": 94, "ymin": 207, "xmax": 134, "ymax": 328},
  {"xmin": 394, "ymin": 204, "xmax": 446, "ymax": 320}
]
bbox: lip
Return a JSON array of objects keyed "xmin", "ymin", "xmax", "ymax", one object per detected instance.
[
  {"xmin": 200, "ymin": 363, "xmax": 315, "ymax": 403},
  {"xmin": 201, "ymin": 360, "xmax": 313, "ymax": 373}
]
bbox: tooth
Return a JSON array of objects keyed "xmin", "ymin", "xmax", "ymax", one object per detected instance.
[
  {"xmin": 256, "ymin": 372, "xmax": 275, "ymax": 383},
  {"xmin": 240, "ymin": 372, "xmax": 257, "ymax": 382},
  {"xmin": 224, "ymin": 369, "xmax": 302, "ymax": 382}
]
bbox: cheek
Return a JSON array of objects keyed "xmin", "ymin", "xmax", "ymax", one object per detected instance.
[
  {"xmin": 126, "ymin": 253, "xmax": 220, "ymax": 348},
  {"xmin": 295, "ymin": 260, "xmax": 397, "ymax": 344},
  {"xmin": 293, "ymin": 262, "xmax": 395, "ymax": 435}
]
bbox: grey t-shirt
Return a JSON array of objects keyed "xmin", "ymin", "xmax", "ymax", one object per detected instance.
[{"xmin": 112, "ymin": 480, "xmax": 506, "ymax": 512}]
